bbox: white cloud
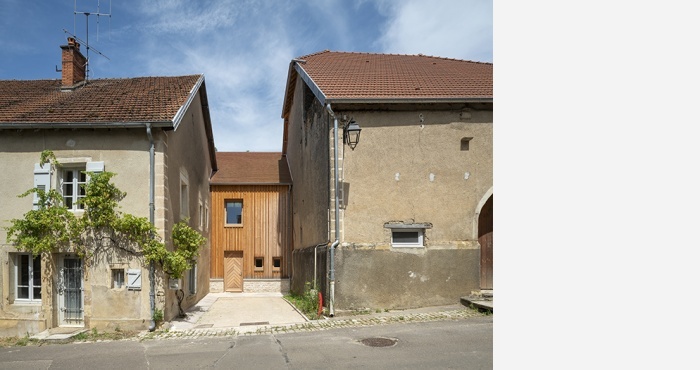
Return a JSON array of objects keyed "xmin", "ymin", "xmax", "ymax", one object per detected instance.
[{"xmin": 376, "ymin": 0, "xmax": 492, "ymax": 62}]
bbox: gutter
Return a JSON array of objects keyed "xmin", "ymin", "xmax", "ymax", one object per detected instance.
[
  {"xmin": 146, "ymin": 123, "xmax": 157, "ymax": 332},
  {"xmin": 0, "ymin": 121, "xmax": 172, "ymax": 130},
  {"xmin": 325, "ymin": 103, "xmax": 340, "ymax": 317}
]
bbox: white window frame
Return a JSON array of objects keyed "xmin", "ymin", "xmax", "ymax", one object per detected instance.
[
  {"xmin": 13, "ymin": 253, "xmax": 42, "ymax": 304},
  {"xmin": 204, "ymin": 203, "xmax": 209, "ymax": 231},
  {"xmin": 54, "ymin": 160, "xmax": 103, "ymax": 212},
  {"xmin": 61, "ymin": 166, "xmax": 88, "ymax": 211},
  {"xmin": 391, "ymin": 228, "xmax": 425, "ymax": 247},
  {"xmin": 199, "ymin": 200, "xmax": 204, "ymax": 230},
  {"xmin": 188, "ymin": 265, "xmax": 197, "ymax": 295},
  {"xmin": 180, "ymin": 173, "xmax": 189, "ymax": 220}
]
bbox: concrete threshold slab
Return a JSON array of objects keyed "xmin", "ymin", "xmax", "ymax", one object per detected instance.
[
  {"xmin": 31, "ymin": 327, "xmax": 88, "ymax": 341},
  {"xmin": 460, "ymin": 296, "xmax": 493, "ymax": 312}
]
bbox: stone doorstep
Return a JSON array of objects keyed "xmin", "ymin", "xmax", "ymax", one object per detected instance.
[
  {"xmin": 460, "ymin": 296, "xmax": 493, "ymax": 312},
  {"xmin": 30, "ymin": 327, "xmax": 88, "ymax": 341}
]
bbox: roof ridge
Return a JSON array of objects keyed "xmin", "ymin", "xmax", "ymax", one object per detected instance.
[{"xmin": 294, "ymin": 50, "xmax": 491, "ymax": 65}]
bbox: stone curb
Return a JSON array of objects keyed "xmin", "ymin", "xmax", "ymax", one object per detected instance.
[{"xmin": 136, "ymin": 308, "xmax": 488, "ymax": 341}]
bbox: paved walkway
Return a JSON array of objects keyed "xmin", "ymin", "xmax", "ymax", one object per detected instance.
[
  {"xmin": 168, "ymin": 292, "xmax": 307, "ymax": 331},
  {"xmin": 141, "ymin": 293, "xmax": 489, "ymax": 340}
]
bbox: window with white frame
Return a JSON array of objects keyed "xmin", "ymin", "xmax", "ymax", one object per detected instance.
[
  {"xmin": 391, "ymin": 229, "xmax": 425, "ymax": 247},
  {"xmin": 180, "ymin": 174, "xmax": 189, "ymax": 220},
  {"xmin": 199, "ymin": 201, "xmax": 204, "ymax": 230},
  {"xmin": 204, "ymin": 203, "xmax": 209, "ymax": 230},
  {"xmin": 188, "ymin": 265, "xmax": 197, "ymax": 295},
  {"xmin": 62, "ymin": 167, "xmax": 87, "ymax": 210},
  {"xmin": 12, "ymin": 253, "xmax": 42, "ymax": 303}
]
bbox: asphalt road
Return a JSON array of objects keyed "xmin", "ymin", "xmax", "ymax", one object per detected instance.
[{"xmin": 0, "ymin": 316, "xmax": 492, "ymax": 369}]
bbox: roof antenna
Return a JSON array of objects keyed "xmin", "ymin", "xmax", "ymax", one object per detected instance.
[{"xmin": 73, "ymin": 0, "xmax": 112, "ymax": 80}]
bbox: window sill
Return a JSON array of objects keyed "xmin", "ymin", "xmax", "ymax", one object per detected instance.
[
  {"xmin": 224, "ymin": 224, "xmax": 243, "ymax": 228},
  {"xmin": 11, "ymin": 301, "xmax": 42, "ymax": 306}
]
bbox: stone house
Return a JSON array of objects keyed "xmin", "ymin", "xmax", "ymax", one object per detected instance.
[
  {"xmin": 209, "ymin": 152, "xmax": 292, "ymax": 294},
  {"xmin": 281, "ymin": 51, "xmax": 493, "ymax": 313},
  {"xmin": 0, "ymin": 38, "xmax": 217, "ymax": 336}
]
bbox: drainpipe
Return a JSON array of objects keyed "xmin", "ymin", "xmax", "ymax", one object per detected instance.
[
  {"xmin": 325, "ymin": 103, "xmax": 340, "ymax": 317},
  {"xmin": 313, "ymin": 242, "xmax": 326, "ymax": 291},
  {"xmin": 146, "ymin": 123, "xmax": 156, "ymax": 332}
]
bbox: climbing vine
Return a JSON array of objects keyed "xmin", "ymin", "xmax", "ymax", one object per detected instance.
[{"xmin": 5, "ymin": 150, "xmax": 205, "ymax": 287}]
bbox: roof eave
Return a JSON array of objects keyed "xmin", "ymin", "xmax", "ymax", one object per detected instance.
[
  {"xmin": 295, "ymin": 63, "xmax": 327, "ymax": 107},
  {"xmin": 326, "ymin": 97, "xmax": 493, "ymax": 104},
  {"xmin": 0, "ymin": 121, "xmax": 173, "ymax": 129},
  {"xmin": 211, "ymin": 182, "xmax": 292, "ymax": 186},
  {"xmin": 172, "ymin": 74, "xmax": 205, "ymax": 131}
]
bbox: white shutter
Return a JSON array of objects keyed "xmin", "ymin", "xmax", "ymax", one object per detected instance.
[
  {"xmin": 86, "ymin": 161, "xmax": 104, "ymax": 173},
  {"xmin": 33, "ymin": 163, "xmax": 52, "ymax": 210},
  {"xmin": 85, "ymin": 161, "xmax": 104, "ymax": 183},
  {"xmin": 126, "ymin": 269, "xmax": 142, "ymax": 290}
]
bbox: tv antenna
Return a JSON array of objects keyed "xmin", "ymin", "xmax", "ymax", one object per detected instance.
[{"xmin": 72, "ymin": 0, "xmax": 112, "ymax": 79}]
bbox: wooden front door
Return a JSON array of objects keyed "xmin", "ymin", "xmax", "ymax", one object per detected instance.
[
  {"xmin": 224, "ymin": 251, "xmax": 243, "ymax": 292},
  {"xmin": 478, "ymin": 195, "xmax": 493, "ymax": 289}
]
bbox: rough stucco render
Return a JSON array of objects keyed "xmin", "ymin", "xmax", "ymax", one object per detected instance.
[
  {"xmin": 287, "ymin": 95, "xmax": 492, "ymax": 310},
  {"xmin": 0, "ymin": 90, "xmax": 213, "ymax": 336},
  {"xmin": 334, "ymin": 247, "xmax": 480, "ymax": 310}
]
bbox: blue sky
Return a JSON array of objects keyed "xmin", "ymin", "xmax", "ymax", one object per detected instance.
[{"xmin": 0, "ymin": 0, "xmax": 493, "ymax": 152}]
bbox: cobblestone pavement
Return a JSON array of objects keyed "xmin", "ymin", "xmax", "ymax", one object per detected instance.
[{"xmin": 136, "ymin": 307, "xmax": 489, "ymax": 341}]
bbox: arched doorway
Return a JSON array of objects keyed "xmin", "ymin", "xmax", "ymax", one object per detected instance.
[{"xmin": 478, "ymin": 194, "xmax": 493, "ymax": 289}]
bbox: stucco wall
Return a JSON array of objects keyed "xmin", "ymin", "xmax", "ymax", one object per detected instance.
[
  {"xmin": 334, "ymin": 248, "xmax": 479, "ymax": 310},
  {"xmin": 0, "ymin": 128, "xmax": 155, "ymax": 336},
  {"xmin": 338, "ymin": 107, "xmax": 493, "ymax": 245},
  {"xmin": 0, "ymin": 90, "xmax": 214, "ymax": 334},
  {"xmin": 333, "ymin": 106, "xmax": 492, "ymax": 309},
  {"xmin": 286, "ymin": 79, "xmax": 331, "ymax": 251},
  {"xmin": 287, "ymin": 99, "xmax": 493, "ymax": 310},
  {"xmin": 158, "ymin": 90, "xmax": 213, "ymax": 321}
]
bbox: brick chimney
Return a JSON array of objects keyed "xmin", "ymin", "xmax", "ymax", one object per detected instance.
[{"xmin": 60, "ymin": 37, "xmax": 86, "ymax": 88}]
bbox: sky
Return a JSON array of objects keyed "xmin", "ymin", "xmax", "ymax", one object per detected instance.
[{"xmin": 0, "ymin": 0, "xmax": 493, "ymax": 152}]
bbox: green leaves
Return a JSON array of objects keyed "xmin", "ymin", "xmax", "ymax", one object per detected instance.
[
  {"xmin": 80, "ymin": 171, "xmax": 125, "ymax": 229},
  {"xmin": 4, "ymin": 150, "xmax": 206, "ymax": 279},
  {"xmin": 7, "ymin": 189, "xmax": 77, "ymax": 256}
]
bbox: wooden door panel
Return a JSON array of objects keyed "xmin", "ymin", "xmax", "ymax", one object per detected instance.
[
  {"xmin": 479, "ymin": 232, "xmax": 493, "ymax": 289},
  {"xmin": 224, "ymin": 251, "xmax": 243, "ymax": 292}
]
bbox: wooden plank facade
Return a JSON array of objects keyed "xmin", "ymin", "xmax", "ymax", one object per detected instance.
[{"xmin": 210, "ymin": 185, "xmax": 292, "ymax": 283}]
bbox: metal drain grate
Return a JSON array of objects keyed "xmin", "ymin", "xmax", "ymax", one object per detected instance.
[
  {"xmin": 360, "ymin": 337, "xmax": 398, "ymax": 347},
  {"xmin": 240, "ymin": 321, "xmax": 270, "ymax": 326}
]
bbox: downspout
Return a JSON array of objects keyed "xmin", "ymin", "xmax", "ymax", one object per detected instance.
[
  {"xmin": 146, "ymin": 123, "xmax": 156, "ymax": 332},
  {"xmin": 326, "ymin": 103, "xmax": 340, "ymax": 317}
]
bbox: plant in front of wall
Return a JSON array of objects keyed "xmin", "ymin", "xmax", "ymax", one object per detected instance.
[{"xmin": 5, "ymin": 150, "xmax": 207, "ymax": 321}]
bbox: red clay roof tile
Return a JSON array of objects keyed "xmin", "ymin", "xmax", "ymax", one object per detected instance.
[
  {"xmin": 296, "ymin": 51, "xmax": 492, "ymax": 100},
  {"xmin": 211, "ymin": 152, "xmax": 292, "ymax": 185},
  {"xmin": 0, "ymin": 75, "xmax": 202, "ymax": 125}
]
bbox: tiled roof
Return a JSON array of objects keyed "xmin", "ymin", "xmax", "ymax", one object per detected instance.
[
  {"xmin": 296, "ymin": 51, "xmax": 492, "ymax": 101},
  {"xmin": 211, "ymin": 152, "xmax": 292, "ymax": 185},
  {"xmin": 0, "ymin": 75, "xmax": 202, "ymax": 125}
]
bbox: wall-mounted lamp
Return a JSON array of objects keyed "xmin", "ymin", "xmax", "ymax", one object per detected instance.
[{"xmin": 344, "ymin": 119, "xmax": 362, "ymax": 150}]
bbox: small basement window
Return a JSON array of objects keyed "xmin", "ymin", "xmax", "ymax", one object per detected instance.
[
  {"xmin": 272, "ymin": 257, "xmax": 282, "ymax": 271},
  {"xmin": 254, "ymin": 257, "xmax": 264, "ymax": 271},
  {"xmin": 391, "ymin": 229, "xmax": 424, "ymax": 247},
  {"xmin": 384, "ymin": 222, "xmax": 431, "ymax": 248}
]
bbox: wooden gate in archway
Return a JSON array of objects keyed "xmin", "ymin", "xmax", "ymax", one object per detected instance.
[{"xmin": 478, "ymin": 195, "xmax": 493, "ymax": 289}]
